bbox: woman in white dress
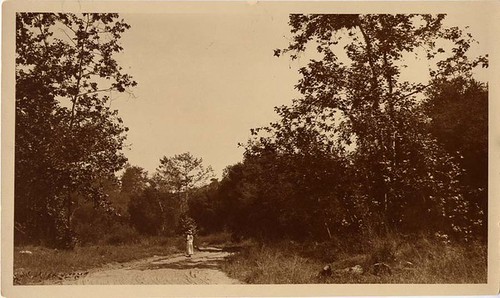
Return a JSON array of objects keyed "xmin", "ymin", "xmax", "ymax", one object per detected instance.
[{"xmin": 186, "ymin": 230, "xmax": 194, "ymax": 257}]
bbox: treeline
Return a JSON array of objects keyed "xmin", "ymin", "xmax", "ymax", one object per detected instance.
[
  {"xmin": 70, "ymin": 152, "xmax": 215, "ymax": 245},
  {"xmin": 113, "ymin": 75, "xmax": 488, "ymax": 243},
  {"xmin": 15, "ymin": 13, "xmax": 487, "ymax": 249},
  {"xmin": 99, "ymin": 77, "xmax": 487, "ymax": 244},
  {"xmin": 212, "ymin": 15, "xmax": 488, "ymax": 242},
  {"xmin": 206, "ymin": 77, "xmax": 487, "ymax": 242}
]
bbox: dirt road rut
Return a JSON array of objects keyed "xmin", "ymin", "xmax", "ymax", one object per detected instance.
[{"xmin": 62, "ymin": 251, "xmax": 240, "ymax": 285}]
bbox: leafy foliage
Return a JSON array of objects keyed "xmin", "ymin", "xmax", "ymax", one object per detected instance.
[
  {"xmin": 153, "ymin": 152, "xmax": 215, "ymax": 214},
  {"xmin": 15, "ymin": 13, "xmax": 136, "ymax": 248},
  {"xmin": 424, "ymin": 77, "xmax": 488, "ymax": 238},
  {"xmin": 121, "ymin": 165, "xmax": 149, "ymax": 196},
  {"xmin": 188, "ymin": 179, "xmax": 225, "ymax": 234},
  {"xmin": 128, "ymin": 188, "xmax": 176, "ymax": 236},
  {"xmin": 178, "ymin": 214, "xmax": 198, "ymax": 236},
  {"xmin": 232, "ymin": 14, "xmax": 487, "ymax": 241}
]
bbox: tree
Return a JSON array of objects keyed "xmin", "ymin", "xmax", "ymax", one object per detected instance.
[
  {"xmin": 128, "ymin": 188, "xmax": 168, "ymax": 236},
  {"xmin": 188, "ymin": 179, "xmax": 225, "ymax": 234},
  {"xmin": 247, "ymin": 14, "xmax": 487, "ymax": 238},
  {"xmin": 117, "ymin": 165, "xmax": 150, "ymax": 217},
  {"xmin": 15, "ymin": 13, "xmax": 136, "ymax": 248},
  {"xmin": 121, "ymin": 165, "xmax": 149, "ymax": 196},
  {"xmin": 424, "ymin": 77, "xmax": 488, "ymax": 238},
  {"xmin": 153, "ymin": 152, "xmax": 215, "ymax": 214}
]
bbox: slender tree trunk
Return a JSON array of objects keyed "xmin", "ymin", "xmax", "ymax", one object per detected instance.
[
  {"xmin": 67, "ymin": 193, "xmax": 72, "ymax": 227},
  {"xmin": 358, "ymin": 17, "xmax": 394, "ymax": 230},
  {"xmin": 158, "ymin": 199, "xmax": 165, "ymax": 233},
  {"xmin": 65, "ymin": 15, "xmax": 91, "ymax": 233},
  {"xmin": 324, "ymin": 222, "xmax": 333, "ymax": 239}
]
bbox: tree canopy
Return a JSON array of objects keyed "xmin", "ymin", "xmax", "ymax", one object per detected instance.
[
  {"xmin": 14, "ymin": 13, "xmax": 487, "ymax": 248},
  {"xmin": 15, "ymin": 13, "xmax": 136, "ymax": 248},
  {"xmin": 239, "ymin": 14, "xmax": 487, "ymax": 240},
  {"xmin": 153, "ymin": 152, "xmax": 215, "ymax": 213}
]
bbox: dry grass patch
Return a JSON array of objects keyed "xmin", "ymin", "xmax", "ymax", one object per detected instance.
[
  {"xmin": 14, "ymin": 236, "xmax": 182, "ymax": 285},
  {"xmin": 221, "ymin": 237, "xmax": 487, "ymax": 284}
]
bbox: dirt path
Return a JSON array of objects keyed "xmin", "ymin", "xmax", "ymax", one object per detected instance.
[{"xmin": 61, "ymin": 251, "xmax": 241, "ymax": 285}]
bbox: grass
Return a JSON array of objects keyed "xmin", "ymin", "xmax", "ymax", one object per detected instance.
[
  {"xmin": 221, "ymin": 235, "xmax": 487, "ymax": 284},
  {"xmin": 14, "ymin": 232, "xmax": 487, "ymax": 285},
  {"xmin": 13, "ymin": 231, "xmax": 245, "ymax": 285},
  {"xmin": 195, "ymin": 231, "xmax": 254, "ymax": 251},
  {"xmin": 221, "ymin": 244, "xmax": 319, "ymax": 283},
  {"xmin": 195, "ymin": 231, "xmax": 233, "ymax": 247},
  {"xmin": 14, "ymin": 236, "xmax": 184, "ymax": 285}
]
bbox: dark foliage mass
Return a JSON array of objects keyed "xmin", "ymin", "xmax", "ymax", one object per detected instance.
[
  {"xmin": 128, "ymin": 188, "xmax": 169, "ymax": 235},
  {"xmin": 424, "ymin": 77, "xmax": 488, "ymax": 236}
]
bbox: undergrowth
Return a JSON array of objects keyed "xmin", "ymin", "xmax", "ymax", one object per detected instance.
[{"xmin": 221, "ymin": 235, "xmax": 487, "ymax": 284}]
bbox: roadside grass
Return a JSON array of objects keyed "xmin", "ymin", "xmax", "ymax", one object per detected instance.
[
  {"xmin": 14, "ymin": 232, "xmax": 487, "ymax": 285},
  {"xmin": 221, "ymin": 244, "xmax": 319, "ymax": 283},
  {"xmin": 195, "ymin": 231, "xmax": 254, "ymax": 250},
  {"xmin": 14, "ymin": 236, "xmax": 183, "ymax": 285},
  {"xmin": 196, "ymin": 231, "xmax": 233, "ymax": 247},
  {"xmin": 221, "ymin": 236, "xmax": 487, "ymax": 284}
]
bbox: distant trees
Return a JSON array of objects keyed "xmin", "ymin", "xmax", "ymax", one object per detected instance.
[
  {"xmin": 128, "ymin": 188, "xmax": 174, "ymax": 235},
  {"xmin": 121, "ymin": 165, "xmax": 149, "ymax": 196},
  {"xmin": 126, "ymin": 153, "xmax": 215, "ymax": 236},
  {"xmin": 117, "ymin": 165, "xmax": 149, "ymax": 217},
  {"xmin": 188, "ymin": 179, "xmax": 225, "ymax": 234},
  {"xmin": 153, "ymin": 152, "xmax": 215, "ymax": 214},
  {"xmin": 15, "ymin": 13, "xmax": 136, "ymax": 248}
]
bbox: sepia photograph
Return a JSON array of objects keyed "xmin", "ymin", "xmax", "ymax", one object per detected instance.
[{"xmin": 2, "ymin": 1, "xmax": 499, "ymax": 297}]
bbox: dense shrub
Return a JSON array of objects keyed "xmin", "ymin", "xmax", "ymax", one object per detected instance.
[
  {"xmin": 128, "ymin": 188, "xmax": 178, "ymax": 236},
  {"xmin": 72, "ymin": 201, "xmax": 139, "ymax": 246},
  {"xmin": 103, "ymin": 223, "xmax": 140, "ymax": 245}
]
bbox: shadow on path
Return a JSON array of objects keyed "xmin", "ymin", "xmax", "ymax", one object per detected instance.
[
  {"xmin": 61, "ymin": 250, "xmax": 242, "ymax": 285},
  {"xmin": 134, "ymin": 250, "xmax": 235, "ymax": 271}
]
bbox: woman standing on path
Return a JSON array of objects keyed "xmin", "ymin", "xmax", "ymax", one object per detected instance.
[{"xmin": 186, "ymin": 230, "xmax": 194, "ymax": 257}]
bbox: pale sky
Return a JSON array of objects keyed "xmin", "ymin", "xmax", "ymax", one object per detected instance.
[{"xmin": 111, "ymin": 13, "xmax": 488, "ymax": 178}]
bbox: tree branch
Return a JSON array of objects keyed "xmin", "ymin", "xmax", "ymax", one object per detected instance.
[
  {"xmin": 76, "ymin": 87, "xmax": 115, "ymax": 97},
  {"xmin": 35, "ymin": 15, "xmax": 50, "ymax": 61},
  {"xmin": 58, "ymin": 28, "xmax": 77, "ymax": 46},
  {"xmin": 357, "ymin": 17, "xmax": 380, "ymax": 109},
  {"xmin": 399, "ymin": 83, "xmax": 433, "ymax": 100},
  {"xmin": 69, "ymin": 14, "xmax": 91, "ymax": 129}
]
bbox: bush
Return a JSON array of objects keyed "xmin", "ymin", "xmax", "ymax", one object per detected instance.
[
  {"xmin": 197, "ymin": 231, "xmax": 232, "ymax": 246},
  {"xmin": 178, "ymin": 214, "xmax": 198, "ymax": 235},
  {"xmin": 103, "ymin": 223, "xmax": 140, "ymax": 245},
  {"xmin": 72, "ymin": 201, "xmax": 139, "ymax": 246}
]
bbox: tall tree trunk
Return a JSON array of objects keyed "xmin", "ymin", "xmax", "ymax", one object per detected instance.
[{"xmin": 65, "ymin": 15, "xmax": 90, "ymax": 233}]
